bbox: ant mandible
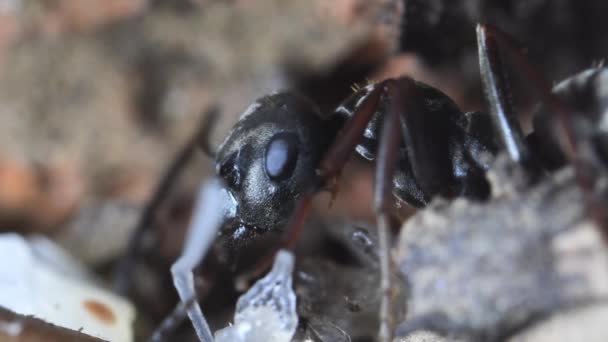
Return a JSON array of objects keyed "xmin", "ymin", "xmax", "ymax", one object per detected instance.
[{"xmin": 119, "ymin": 23, "xmax": 608, "ymax": 342}]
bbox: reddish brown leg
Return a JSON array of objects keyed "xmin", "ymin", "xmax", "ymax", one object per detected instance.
[
  {"xmin": 236, "ymin": 85, "xmax": 385, "ymax": 284},
  {"xmin": 477, "ymin": 24, "xmax": 579, "ymax": 161},
  {"xmin": 374, "ymin": 79, "xmax": 406, "ymax": 342},
  {"xmin": 317, "ymin": 85, "xmax": 385, "ymax": 178},
  {"xmin": 283, "ymin": 78, "xmax": 416, "ymax": 342},
  {"xmin": 241, "ymin": 78, "xmax": 442, "ymax": 341},
  {"xmin": 273, "ymin": 84, "xmax": 388, "ymax": 255},
  {"xmin": 282, "ymin": 82, "xmax": 387, "ymax": 250},
  {"xmin": 476, "ymin": 24, "xmax": 535, "ymax": 168},
  {"xmin": 477, "ymin": 24, "xmax": 608, "ymax": 236}
]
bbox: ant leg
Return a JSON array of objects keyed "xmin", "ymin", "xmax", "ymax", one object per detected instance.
[
  {"xmin": 282, "ymin": 83, "xmax": 386, "ymax": 246},
  {"xmin": 477, "ymin": 24, "xmax": 608, "ymax": 234},
  {"xmin": 476, "ymin": 24, "xmax": 535, "ymax": 169},
  {"xmin": 149, "ymin": 295, "xmax": 199, "ymax": 342},
  {"xmin": 170, "ymin": 178, "xmax": 230, "ymax": 342},
  {"xmin": 318, "ymin": 85, "xmax": 385, "ymax": 178},
  {"xmin": 243, "ymin": 79, "xmax": 442, "ymax": 341},
  {"xmin": 374, "ymin": 80, "xmax": 405, "ymax": 342},
  {"xmin": 113, "ymin": 107, "xmax": 219, "ymax": 294},
  {"xmin": 236, "ymin": 85, "xmax": 386, "ymax": 284},
  {"xmin": 477, "ymin": 24, "xmax": 578, "ymax": 159},
  {"xmin": 375, "ymin": 78, "xmax": 456, "ymax": 340}
]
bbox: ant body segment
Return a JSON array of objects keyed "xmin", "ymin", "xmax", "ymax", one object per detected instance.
[{"xmin": 120, "ymin": 24, "xmax": 608, "ymax": 342}]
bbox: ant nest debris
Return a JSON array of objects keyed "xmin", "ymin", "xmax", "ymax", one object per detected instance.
[
  {"xmin": 215, "ymin": 250, "xmax": 298, "ymax": 342},
  {"xmin": 395, "ymin": 157, "xmax": 608, "ymax": 341}
]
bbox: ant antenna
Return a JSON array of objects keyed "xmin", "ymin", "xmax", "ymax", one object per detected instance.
[
  {"xmin": 113, "ymin": 105, "xmax": 220, "ymax": 294},
  {"xmin": 198, "ymin": 106, "xmax": 220, "ymax": 159}
]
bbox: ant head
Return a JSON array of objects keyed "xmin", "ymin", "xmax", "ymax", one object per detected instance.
[{"xmin": 215, "ymin": 92, "xmax": 336, "ymax": 246}]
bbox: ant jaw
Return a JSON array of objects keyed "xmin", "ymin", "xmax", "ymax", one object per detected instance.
[
  {"xmin": 218, "ymin": 220, "xmax": 269, "ymax": 250},
  {"xmin": 215, "ymin": 220, "xmax": 280, "ymax": 270},
  {"xmin": 229, "ymin": 222, "xmax": 263, "ymax": 242}
]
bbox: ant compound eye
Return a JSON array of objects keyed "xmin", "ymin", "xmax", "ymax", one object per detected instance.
[{"xmin": 265, "ymin": 132, "xmax": 299, "ymax": 181}]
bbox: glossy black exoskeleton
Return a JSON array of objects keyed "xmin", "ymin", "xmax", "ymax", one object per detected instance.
[{"xmin": 213, "ymin": 93, "xmax": 340, "ymax": 245}]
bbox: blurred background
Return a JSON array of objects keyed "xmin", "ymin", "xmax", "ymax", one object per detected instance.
[{"xmin": 0, "ymin": 0, "xmax": 606, "ymax": 341}]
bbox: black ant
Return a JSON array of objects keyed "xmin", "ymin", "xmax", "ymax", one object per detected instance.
[{"xmin": 117, "ymin": 24, "xmax": 608, "ymax": 342}]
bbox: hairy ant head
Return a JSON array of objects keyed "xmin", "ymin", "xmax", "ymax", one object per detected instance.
[{"xmin": 214, "ymin": 92, "xmax": 336, "ymax": 245}]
